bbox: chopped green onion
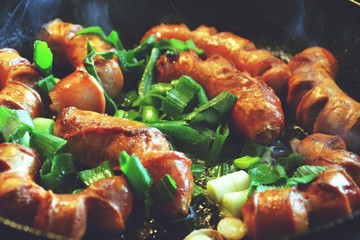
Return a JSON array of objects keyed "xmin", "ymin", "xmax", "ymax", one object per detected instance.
[
  {"xmin": 287, "ymin": 165, "xmax": 327, "ymax": 186},
  {"xmin": 117, "ymin": 49, "xmax": 145, "ymax": 73},
  {"xmin": 185, "ymin": 39, "xmax": 204, "ymax": 55},
  {"xmin": 0, "ymin": 106, "xmax": 34, "ymax": 143},
  {"xmin": 77, "ymin": 26, "xmax": 124, "ymax": 50},
  {"xmin": 158, "ymin": 38, "xmax": 204, "ymax": 55},
  {"xmin": 121, "ymin": 90, "xmax": 139, "ymax": 109},
  {"xmin": 30, "ymin": 132, "xmax": 67, "ymax": 158},
  {"xmin": 239, "ymin": 141, "xmax": 270, "ymax": 157},
  {"xmin": 124, "ymin": 109, "xmax": 141, "ymax": 120},
  {"xmin": 152, "ymin": 174, "xmax": 177, "ymax": 203},
  {"xmin": 234, "ymin": 155, "xmax": 261, "ymax": 169},
  {"xmin": 37, "ymin": 74, "xmax": 59, "ymax": 94},
  {"xmin": 185, "ymin": 91, "xmax": 237, "ymax": 128},
  {"xmin": 113, "ymin": 109, "xmax": 126, "ymax": 118},
  {"xmin": 33, "ymin": 40, "xmax": 53, "ymax": 76},
  {"xmin": 138, "ymin": 47, "xmax": 160, "ymax": 97},
  {"xmin": 132, "ymin": 34, "xmax": 157, "ymax": 57},
  {"xmin": 208, "ymin": 124, "xmax": 230, "ymax": 165},
  {"xmin": 248, "ymin": 162, "xmax": 287, "ymax": 187},
  {"xmin": 193, "ymin": 184, "xmax": 206, "ymax": 198},
  {"xmin": 160, "ymin": 75, "xmax": 200, "ymax": 118},
  {"xmin": 147, "ymin": 121, "xmax": 201, "ymax": 145},
  {"xmin": 83, "ymin": 41, "xmax": 118, "ymax": 114},
  {"xmin": 33, "ymin": 117, "xmax": 54, "ymax": 134},
  {"xmin": 119, "ymin": 151, "xmax": 153, "ymax": 213},
  {"xmin": 141, "ymin": 105, "xmax": 159, "ymax": 122},
  {"xmin": 78, "ymin": 161, "xmax": 114, "ymax": 186},
  {"xmin": 40, "ymin": 153, "xmax": 78, "ymax": 193}
]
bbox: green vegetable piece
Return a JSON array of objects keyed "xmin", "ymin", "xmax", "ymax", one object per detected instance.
[
  {"xmin": 138, "ymin": 47, "xmax": 160, "ymax": 97},
  {"xmin": 234, "ymin": 155, "xmax": 261, "ymax": 169},
  {"xmin": 185, "ymin": 39, "xmax": 204, "ymax": 55},
  {"xmin": 287, "ymin": 165, "xmax": 328, "ymax": 186},
  {"xmin": 248, "ymin": 162, "xmax": 287, "ymax": 186},
  {"xmin": 132, "ymin": 34, "xmax": 157, "ymax": 57},
  {"xmin": 40, "ymin": 153, "xmax": 78, "ymax": 193},
  {"xmin": 30, "ymin": 132, "xmax": 67, "ymax": 158},
  {"xmin": 119, "ymin": 151, "xmax": 153, "ymax": 214},
  {"xmin": 185, "ymin": 91, "xmax": 237, "ymax": 128},
  {"xmin": 208, "ymin": 124, "xmax": 230, "ymax": 165},
  {"xmin": 141, "ymin": 105, "xmax": 159, "ymax": 122},
  {"xmin": 33, "ymin": 117, "xmax": 54, "ymax": 134},
  {"xmin": 158, "ymin": 38, "xmax": 204, "ymax": 55},
  {"xmin": 78, "ymin": 161, "xmax": 114, "ymax": 186},
  {"xmin": 192, "ymin": 184, "xmax": 206, "ymax": 198},
  {"xmin": 33, "ymin": 40, "xmax": 53, "ymax": 76},
  {"xmin": 77, "ymin": 26, "xmax": 124, "ymax": 50},
  {"xmin": 0, "ymin": 106, "xmax": 34, "ymax": 144},
  {"xmin": 152, "ymin": 174, "xmax": 177, "ymax": 203},
  {"xmin": 239, "ymin": 141, "xmax": 270, "ymax": 157},
  {"xmin": 113, "ymin": 109, "xmax": 126, "ymax": 118},
  {"xmin": 37, "ymin": 74, "xmax": 59, "ymax": 94},
  {"xmin": 161, "ymin": 75, "xmax": 200, "ymax": 118}
]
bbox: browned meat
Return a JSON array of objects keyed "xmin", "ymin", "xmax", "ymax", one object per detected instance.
[
  {"xmin": 0, "ymin": 49, "xmax": 43, "ymax": 117},
  {"xmin": 39, "ymin": 19, "xmax": 124, "ymax": 112},
  {"xmin": 288, "ymin": 47, "xmax": 360, "ymax": 153},
  {"xmin": 303, "ymin": 167, "xmax": 360, "ymax": 225},
  {"xmin": 242, "ymin": 188, "xmax": 308, "ymax": 240},
  {"xmin": 156, "ymin": 50, "xmax": 284, "ymax": 144},
  {"xmin": 54, "ymin": 107, "xmax": 194, "ymax": 216},
  {"xmin": 142, "ymin": 24, "xmax": 290, "ymax": 94},
  {"xmin": 296, "ymin": 133, "xmax": 360, "ymax": 186},
  {"xmin": 49, "ymin": 68, "xmax": 106, "ymax": 114},
  {"xmin": 0, "ymin": 143, "xmax": 134, "ymax": 239}
]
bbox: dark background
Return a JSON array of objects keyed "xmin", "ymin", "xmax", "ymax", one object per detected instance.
[{"xmin": 0, "ymin": 0, "xmax": 360, "ymax": 239}]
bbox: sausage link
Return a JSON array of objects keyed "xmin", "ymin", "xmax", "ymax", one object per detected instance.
[
  {"xmin": 156, "ymin": 50, "xmax": 284, "ymax": 144},
  {"xmin": 0, "ymin": 48, "xmax": 43, "ymax": 117},
  {"xmin": 54, "ymin": 107, "xmax": 194, "ymax": 216},
  {"xmin": 0, "ymin": 143, "xmax": 133, "ymax": 239},
  {"xmin": 288, "ymin": 47, "xmax": 360, "ymax": 153},
  {"xmin": 142, "ymin": 23, "xmax": 290, "ymax": 93},
  {"xmin": 39, "ymin": 19, "xmax": 124, "ymax": 113}
]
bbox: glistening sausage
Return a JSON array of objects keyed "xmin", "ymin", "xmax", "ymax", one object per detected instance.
[
  {"xmin": 142, "ymin": 23, "xmax": 290, "ymax": 94},
  {"xmin": 288, "ymin": 47, "xmax": 360, "ymax": 153},
  {"xmin": 156, "ymin": 50, "xmax": 284, "ymax": 144},
  {"xmin": 54, "ymin": 107, "xmax": 194, "ymax": 216}
]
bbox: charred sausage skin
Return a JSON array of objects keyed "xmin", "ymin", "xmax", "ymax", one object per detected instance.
[
  {"xmin": 156, "ymin": 50, "xmax": 284, "ymax": 144},
  {"xmin": 288, "ymin": 47, "xmax": 360, "ymax": 153},
  {"xmin": 242, "ymin": 133, "xmax": 360, "ymax": 239},
  {"xmin": 142, "ymin": 24, "xmax": 290, "ymax": 94},
  {"xmin": 0, "ymin": 143, "xmax": 133, "ymax": 239},
  {"xmin": 54, "ymin": 107, "xmax": 194, "ymax": 216},
  {"xmin": 39, "ymin": 19, "xmax": 124, "ymax": 114},
  {"xmin": 0, "ymin": 48, "xmax": 43, "ymax": 117}
]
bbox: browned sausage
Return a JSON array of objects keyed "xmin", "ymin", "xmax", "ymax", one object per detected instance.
[
  {"xmin": 156, "ymin": 50, "xmax": 284, "ymax": 144},
  {"xmin": 54, "ymin": 107, "xmax": 194, "ymax": 216},
  {"xmin": 0, "ymin": 49, "xmax": 43, "ymax": 117},
  {"xmin": 242, "ymin": 188, "xmax": 309, "ymax": 240},
  {"xmin": 39, "ymin": 19, "xmax": 124, "ymax": 113},
  {"xmin": 142, "ymin": 23, "xmax": 290, "ymax": 93},
  {"xmin": 288, "ymin": 47, "xmax": 360, "ymax": 153},
  {"xmin": 0, "ymin": 143, "xmax": 133, "ymax": 239},
  {"xmin": 295, "ymin": 133, "xmax": 360, "ymax": 186}
]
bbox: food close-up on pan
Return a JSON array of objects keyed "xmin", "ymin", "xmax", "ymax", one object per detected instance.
[{"xmin": 0, "ymin": 0, "xmax": 359, "ymax": 239}]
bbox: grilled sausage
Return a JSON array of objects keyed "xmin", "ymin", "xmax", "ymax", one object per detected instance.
[
  {"xmin": 54, "ymin": 107, "xmax": 194, "ymax": 216},
  {"xmin": 303, "ymin": 167, "xmax": 360, "ymax": 225},
  {"xmin": 39, "ymin": 19, "xmax": 124, "ymax": 113},
  {"xmin": 0, "ymin": 143, "xmax": 133, "ymax": 239},
  {"xmin": 48, "ymin": 68, "xmax": 106, "ymax": 114},
  {"xmin": 0, "ymin": 48, "xmax": 43, "ymax": 117},
  {"xmin": 142, "ymin": 24, "xmax": 290, "ymax": 94},
  {"xmin": 156, "ymin": 50, "xmax": 284, "ymax": 144},
  {"xmin": 242, "ymin": 188, "xmax": 308, "ymax": 240},
  {"xmin": 295, "ymin": 133, "xmax": 360, "ymax": 186},
  {"xmin": 288, "ymin": 47, "xmax": 360, "ymax": 153}
]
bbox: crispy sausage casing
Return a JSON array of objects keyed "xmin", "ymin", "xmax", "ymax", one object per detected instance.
[
  {"xmin": 0, "ymin": 143, "xmax": 134, "ymax": 239},
  {"xmin": 288, "ymin": 47, "xmax": 360, "ymax": 153},
  {"xmin": 39, "ymin": 19, "xmax": 124, "ymax": 113},
  {"xmin": 0, "ymin": 48, "xmax": 43, "ymax": 117},
  {"xmin": 156, "ymin": 50, "xmax": 284, "ymax": 144},
  {"xmin": 143, "ymin": 23, "xmax": 290, "ymax": 93},
  {"xmin": 54, "ymin": 107, "xmax": 194, "ymax": 216}
]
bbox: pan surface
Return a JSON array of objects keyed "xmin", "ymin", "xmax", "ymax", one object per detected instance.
[{"xmin": 0, "ymin": 0, "xmax": 360, "ymax": 239}]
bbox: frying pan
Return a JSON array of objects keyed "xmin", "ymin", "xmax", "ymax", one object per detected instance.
[{"xmin": 0, "ymin": 0, "xmax": 360, "ymax": 239}]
